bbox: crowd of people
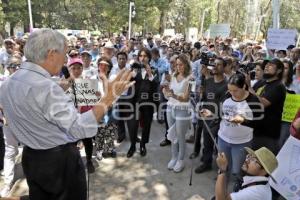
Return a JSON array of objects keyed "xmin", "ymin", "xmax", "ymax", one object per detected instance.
[{"xmin": 0, "ymin": 29, "xmax": 300, "ymax": 200}]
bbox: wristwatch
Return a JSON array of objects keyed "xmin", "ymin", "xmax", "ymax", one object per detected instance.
[{"xmin": 218, "ymin": 169, "xmax": 227, "ymax": 175}]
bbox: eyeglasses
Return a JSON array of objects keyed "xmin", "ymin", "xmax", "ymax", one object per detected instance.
[
  {"xmin": 69, "ymin": 54, "xmax": 78, "ymax": 58},
  {"xmin": 246, "ymin": 154, "xmax": 262, "ymax": 167},
  {"xmin": 8, "ymin": 64, "xmax": 20, "ymax": 69}
]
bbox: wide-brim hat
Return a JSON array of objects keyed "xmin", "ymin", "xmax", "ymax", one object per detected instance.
[
  {"xmin": 245, "ymin": 147, "xmax": 278, "ymax": 183},
  {"xmin": 104, "ymin": 40, "xmax": 115, "ymax": 49}
]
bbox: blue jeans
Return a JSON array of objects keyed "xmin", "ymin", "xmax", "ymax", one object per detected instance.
[
  {"xmin": 278, "ymin": 121, "xmax": 291, "ymax": 149},
  {"xmin": 218, "ymin": 137, "xmax": 251, "ymax": 175},
  {"xmin": 167, "ymin": 106, "xmax": 191, "ymax": 161}
]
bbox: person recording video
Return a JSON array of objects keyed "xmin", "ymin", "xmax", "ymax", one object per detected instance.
[
  {"xmin": 0, "ymin": 29, "xmax": 133, "ymax": 200},
  {"xmin": 126, "ymin": 48, "xmax": 159, "ymax": 158}
]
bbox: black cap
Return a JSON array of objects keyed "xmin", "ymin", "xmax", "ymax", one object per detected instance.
[
  {"xmin": 287, "ymin": 45, "xmax": 295, "ymax": 50},
  {"xmin": 194, "ymin": 42, "xmax": 201, "ymax": 50}
]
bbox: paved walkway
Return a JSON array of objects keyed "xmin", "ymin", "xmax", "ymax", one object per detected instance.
[{"xmin": 0, "ymin": 121, "xmax": 216, "ymax": 200}]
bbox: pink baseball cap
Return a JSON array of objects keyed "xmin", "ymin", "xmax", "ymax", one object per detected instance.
[{"xmin": 67, "ymin": 58, "xmax": 83, "ymax": 67}]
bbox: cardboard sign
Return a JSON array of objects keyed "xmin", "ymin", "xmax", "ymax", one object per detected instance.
[
  {"xmin": 266, "ymin": 28, "xmax": 298, "ymax": 50},
  {"xmin": 282, "ymin": 94, "xmax": 300, "ymax": 122},
  {"xmin": 270, "ymin": 136, "xmax": 300, "ymax": 200},
  {"xmin": 209, "ymin": 24, "xmax": 231, "ymax": 38},
  {"xmin": 66, "ymin": 79, "xmax": 99, "ymax": 106}
]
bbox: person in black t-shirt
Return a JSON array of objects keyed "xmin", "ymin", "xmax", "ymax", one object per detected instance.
[
  {"xmin": 249, "ymin": 58, "xmax": 286, "ymax": 154},
  {"xmin": 194, "ymin": 57, "xmax": 228, "ymax": 174}
]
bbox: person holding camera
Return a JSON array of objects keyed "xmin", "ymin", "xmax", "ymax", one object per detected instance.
[
  {"xmin": 215, "ymin": 147, "xmax": 278, "ymax": 200},
  {"xmin": 195, "ymin": 57, "xmax": 228, "ymax": 174},
  {"xmin": 126, "ymin": 48, "xmax": 159, "ymax": 158}
]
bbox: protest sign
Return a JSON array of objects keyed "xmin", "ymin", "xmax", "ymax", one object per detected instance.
[
  {"xmin": 209, "ymin": 24, "xmax": 230, "ymax": 38},
  {"xmin": 66, "ymin": 79, "xmax": 99, "ymax": 106},
  {"xmin": 164, "ymin": 29, "xmax": 175, "ymax": 37},
  {"xmin": 270, "ymin": 136, "xmax": 300, "ymax": 200},
  {"xmin": 266, "ymin": 28, "xmax": 298, "ymax": 50},
  {"xmin": 186, "ymin": 27, "xmax": 198, "ymax": 43},
  {"xmin": 282, "ymin": 94, "xmax": 300, "ymax": 122}
]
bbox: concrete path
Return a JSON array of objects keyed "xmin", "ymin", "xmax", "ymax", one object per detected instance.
[{"xmin": 0, "ymin": 121, "xmax": 216, "ymax": 200}]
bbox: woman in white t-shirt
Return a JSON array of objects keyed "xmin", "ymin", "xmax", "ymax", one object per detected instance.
[
  {"xmin": 218, "ymin": 73, "xmax": 262, "ymax": 177},
  {"xmin": 163, "ymin": 54, "xmax": 191, "ymax": 172}
]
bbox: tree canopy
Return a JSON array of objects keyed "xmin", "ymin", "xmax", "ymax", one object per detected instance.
[{"xmin": 0, "ymin": 0, "xmax": 299, "ymax": 39}]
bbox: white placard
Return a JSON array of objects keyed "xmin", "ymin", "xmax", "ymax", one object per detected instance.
[
  {"xmin": 66, "ymin": 79, "xmax": 99, "ymax": 106},
  {"xmin": 164, "ymin": 29, "xmax": 175, "ymax": 37},
  {"xmin": 270, "ymin": 136, "xmax": 300, "ymax": 200},
  {"xmin": 187, "ymin": 27, "xmax": 198, "ymax": 43},
  {"xmin": 209, "ymin": 24, "xmax": 231, "ymax": 38},
  {"xmin": 266, "ymin": 28, "xmax": 298, "ymax": 50}
]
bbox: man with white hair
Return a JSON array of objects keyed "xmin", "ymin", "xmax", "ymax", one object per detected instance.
[
  {"xmin": 103, "ymin": 40, "xmax": 117, "ymax": 66},
  {"xmin": 0, "ymin": 28, "xmax": 133, "ymax": 200}
]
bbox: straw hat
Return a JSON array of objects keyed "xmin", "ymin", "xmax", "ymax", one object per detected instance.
[{"xmin": 245, "ymin": 147, "xmax": 278, "ymax": 182}]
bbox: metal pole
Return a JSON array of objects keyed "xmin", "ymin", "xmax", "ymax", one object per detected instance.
[
  {"xmin": 128, "ymin": 2, "xmax": 134, "ymax": 39},
  {"xmin": 272, "ymin": 0, "xmax": 280, "ymax": 29},
  {"xmin": 27, "ymin": 0, "xmax": 34, "ymax": 32}
]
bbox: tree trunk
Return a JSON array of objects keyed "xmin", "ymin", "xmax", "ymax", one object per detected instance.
[
  {"xmin": 10, "ymin": 24, "xmax": 14, "ymax": 36},
  {"xmin": 159, "ymin": 10, "xmax": 166, "ymax": 36},
  {"xmin": 216, "ymin": 0, "xmax": 221, "ymax": 23}
]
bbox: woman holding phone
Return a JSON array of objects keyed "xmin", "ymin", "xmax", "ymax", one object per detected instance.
[
  {"xmin": 216, "ymin": 73, "xmax": 262, "ymax": 180},
  {"xmin": 163, "ymin": 54, "xmax": 191, "ymax": 172}
]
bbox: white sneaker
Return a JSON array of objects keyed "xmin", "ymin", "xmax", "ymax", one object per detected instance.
[
  {"xmin": 173, "ymin": 160, "xmax": 184, "ymax": 172},
  {"xmin": 96, "ymin": 150, "xmax": 103, "ymax": 161},
  {"xmin": 0, "ymin": 185, "xmax": 10, "ymax": 197},
  {"xmin": 167, "ymin": 159, "xmax": 177, "ymax": 170}
]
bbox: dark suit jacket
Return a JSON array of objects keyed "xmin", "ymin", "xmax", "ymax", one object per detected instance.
[{"xmin": 127, "ymin": 67, "xmax": 159, "ymax": 106}]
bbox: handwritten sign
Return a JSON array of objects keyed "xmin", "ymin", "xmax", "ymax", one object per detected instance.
[
  {"xmin": 282, "ymin": 94, "xmax": 300, "ymax": 122},
  {"xmin": 209, "ymin": 24, "xmax": 231, "ymax": 38},
  {"xmin": 266, "ymin": 28, "xmax": 298, "ymax": 50},
  {"xmin": 66, "ymin": 79, "xmax": 99, "ymax": 106},
  {"xmin": 270, "ymin": 136, "xmax": 300, "ymax": 200}
]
